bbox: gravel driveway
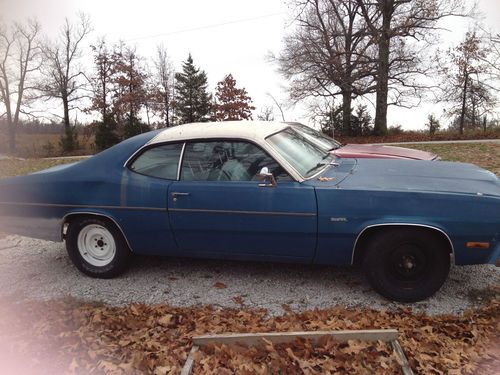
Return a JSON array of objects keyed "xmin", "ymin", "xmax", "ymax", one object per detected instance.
[{"xmin": 0, "ymin": 235, "xmax": 498, "ymax": 316}]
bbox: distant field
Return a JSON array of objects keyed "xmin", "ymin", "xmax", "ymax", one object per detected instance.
[
  {"xmin": 0, "ymin": 158, "xmax": 87, "ymax": 178},
  {"xmin": 399, "ymin": 142, "xmax": 500, "ymax": 175},
  {"xmin": 0, "ymin": 132, "xmax": 94, "ymax": 158}
]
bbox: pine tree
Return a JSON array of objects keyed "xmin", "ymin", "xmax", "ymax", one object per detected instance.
[
  {"xmin": 174, "ymin": 54, "xmax": 212, "ymax": 124},
  {"xmin": 214, "ymin": 74, "xmax": 255, "ymax": 121},
  {"xmin": 95, "ymin": 113, "xmax": 120, "ymax": 151},
  {"xmin": 425, "ymin": 114, "xmax": 441, "ymax": 135}
]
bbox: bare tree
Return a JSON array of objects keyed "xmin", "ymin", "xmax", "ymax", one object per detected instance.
[
  {"xmin": 356, "ymin": 0, "xmax": 469, "ymax": 135},
  {"xmin": 39, "ymin": 13, "xmax": 92, "ymax": 151},
  {"xmin": 481, "ymin": 32, "xmax": 500, "ymax": 92},
  {"xmin": 276, "ymin": 0, "xmax": 376, "ymax": 134},
  {"xmin": 0, "ymin": 19, "xmax": 41, "ymax": 153},
  {"xmin": 150, "ymin": 44, "xmax": 175, "ymax": 127},
  {"xmin": 256, "ymin": 105, "xmax": 275, "ymax": 121},
  {"xmin": 438, "ymin": 30, "xmax": 494, "ymax": 134},
  {"xmin": 266, "ymin": 93, "xmax": 286, "ymax": 121},
  {"xmin": 467, "ymin": 79, "xmax": 495, "ymax": 128},
  {"xmin": 308, "ymin": 97, "xmax": 341, "ymax": 137}
]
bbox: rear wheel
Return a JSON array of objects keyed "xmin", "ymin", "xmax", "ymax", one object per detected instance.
[
  {"xmin": 362, "ymin": 228, "xmax": 450, "ymax": 302},
  {"xmin": 66, "ymin": 217, "xmax": 132, "ymax": 278}
]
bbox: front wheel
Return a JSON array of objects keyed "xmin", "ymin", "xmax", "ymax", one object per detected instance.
[
  {"xmin": 66, "ymin": 217, "xmax": 132, "ymax": 278},
  {"xmin": 362, "ymin": 228, "xmax": 450, "ymax": 302}
]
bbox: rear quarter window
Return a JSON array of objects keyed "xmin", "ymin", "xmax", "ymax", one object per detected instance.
[{"xmin": 129, "ymin": 143, "xmax": 183, "ymax": 180}]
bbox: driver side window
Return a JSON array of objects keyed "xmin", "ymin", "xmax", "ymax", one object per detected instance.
[{"xmin": 181, "ymin": 141, "xmax": 292, "ymax": 182}]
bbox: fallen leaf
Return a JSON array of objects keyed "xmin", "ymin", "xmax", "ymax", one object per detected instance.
[
  {"xmin": 233, "ymin": 296, "xmax": 244, "ymax": 305},
  {"xmin": 158, "ymin": 314, "xmax": 174, "ymax": 327},
  {"xmin": 213, "ymin": 282, "xmax": 227, "ymax": 289}
]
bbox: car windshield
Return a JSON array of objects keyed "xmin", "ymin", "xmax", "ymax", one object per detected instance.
[
  {"xmin": 267, "ymin": 127, "xmax": 336, "ymax": 178},
  {"xmin": 292, "ymin": 123, "xmax": 342, "ymax": 151}
]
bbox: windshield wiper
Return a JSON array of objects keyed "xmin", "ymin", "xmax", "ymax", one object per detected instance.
[{"xmin": 305, "ymin": 162, "xmax": 326, "ymax": 175}]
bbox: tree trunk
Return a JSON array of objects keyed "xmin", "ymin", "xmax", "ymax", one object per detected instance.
[
  {"xmin": 165, "ymin": 95, "xmax": 170, "ymax": 128},
  {"xmin": 459, "ymin": 73, "xmax": 468, "ymax": 135},
  {"xmin": 145, "ymin": 103, "xmax": 151, "ymax": 127},
  {"xmin": 471, "ymin": 97, "xmax": 476, "ymax": 129},
  {"xmin": 2, "ymin": 82, "xmax": 15, "ymax": 153},
  {"xmin": 102, "ymin": 78, "xmax": 107, "ymax": 122},
  {"xmin": 63, "ymin": 96, "xmax": 70, "ymax": 130},
  {"xmin": 7, "ymin": 118, "xmax": 15, "ymax": 154},
  {"xmin": 342, "ymin": 91, "xmax": 352, "ymax": 136},
  {"xmin": 373, "ymin": 2, "xmax": 391, "ymax": 136},
  {"xmin": 4, "ymin": 103, "xmax": 15, "ymax": 153}
]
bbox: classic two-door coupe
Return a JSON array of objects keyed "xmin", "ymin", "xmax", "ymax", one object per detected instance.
[{"xmin": 0, "ymin": 121, "xmax": 499, "ymax": 302}]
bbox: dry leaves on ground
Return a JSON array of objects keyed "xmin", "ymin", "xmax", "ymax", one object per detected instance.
[
  {"xmin": 194, "ymin": 338, "xmax": 400, "ymax": 374},
  {"xmin": 0, "ymin": 291, "xmax": 498, "ymax": 374}
]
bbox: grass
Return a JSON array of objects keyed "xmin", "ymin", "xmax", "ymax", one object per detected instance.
[
  {"xmin": 0, "ymin": 157, "xmax": 87, "ymax": 178},
  {"xmin": 397, "ymin": 142, "xmax": 500, "ymax": 175},
  {"xmin": 0, "ymin": 132, "xmax": 95, "ymax": 158}
]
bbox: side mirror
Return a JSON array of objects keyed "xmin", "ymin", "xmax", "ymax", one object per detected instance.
[{"xmin": 257, "ymin": 167, "xmax": 277, "ymax": 187}]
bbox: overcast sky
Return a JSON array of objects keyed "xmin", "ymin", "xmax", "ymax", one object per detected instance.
[{"xmin": 2, "ymin": 0, "xmax": 500, "ymax": 130}]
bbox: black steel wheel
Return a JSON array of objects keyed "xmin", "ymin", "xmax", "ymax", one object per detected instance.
[{"xmin": 363, "ymin": 228, "xmax": 450, "ymax": 302}]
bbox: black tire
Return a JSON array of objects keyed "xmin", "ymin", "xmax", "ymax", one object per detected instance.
[
  {"xmin": 362, "ymin": 228, "xmax": 450, "ymax": 302},
  {"xmin": 65, "ymin": 216, "xmax": 132, "ymax": 278}
]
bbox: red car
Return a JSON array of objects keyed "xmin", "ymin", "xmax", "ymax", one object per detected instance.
[{"xmin": 292, "ymin": 123, "xmax": 438, "ymax": 160}]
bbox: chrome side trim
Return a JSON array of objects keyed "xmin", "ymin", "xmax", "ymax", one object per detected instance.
[
  {"xmin": 169, "ymin": 208, "xmax": 316, "ymax": 217},
  {"xmin": 176, "ymin": 142, "xmax": 186, "ymax": 180},
  {"xmin": 61, "ymin": 212, "xmax": 135, "ymax": 252},
  {"xmin": 0, "ymin": 202, "xmax": 166, "ymax": 211},
  {"xmin": 351, "ymin": 223, "xmax": 455, "ymax": 265},
  {"xmin": 123, "ymin": 143, "xmax": 147, "ymax": 168}
]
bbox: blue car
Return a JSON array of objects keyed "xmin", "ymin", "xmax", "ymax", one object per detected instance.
[{"xmin": 0, "ymin": 122, "xmax": 499, "ymax": 302}]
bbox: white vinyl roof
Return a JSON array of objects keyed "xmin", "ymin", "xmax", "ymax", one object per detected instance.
[
  {"xmin": 143, "ymin": 120, "xmax": 309, "ymax": 182},
  {"xmin": 148, "ymin": 121, "xmax": 289, "ymax": 145}
]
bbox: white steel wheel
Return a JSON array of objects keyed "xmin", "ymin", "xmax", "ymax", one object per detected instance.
[{"xmin": 77, "ymin": 224, "xmax": 116, "ymax": 267}]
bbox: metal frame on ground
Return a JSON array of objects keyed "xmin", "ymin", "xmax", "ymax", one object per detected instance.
[{"xmin": 180, "ymin": 329, "xmax": 414, "ymax": 375}]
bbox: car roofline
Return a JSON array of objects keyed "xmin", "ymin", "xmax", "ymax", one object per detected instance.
[
  {"xmin": 147, "ymin": 121, "xmax": 289, "ymax": 145},
  {"xmin": 124, "ymin": 122, "xmax": 307, "ymax": 182}
]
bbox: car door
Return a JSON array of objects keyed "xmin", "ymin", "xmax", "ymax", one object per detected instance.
[
  {"xmin": 167, "ymin": 140, "xmax": 318, "ymax": 261},
  {"xmin": 122, "ymin": 142, "xmax": 185, "ymax": 255}
]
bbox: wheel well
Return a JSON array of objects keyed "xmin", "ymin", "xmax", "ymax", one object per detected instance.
[
  {"xmin": 62, "ymin": 213, "xmax": 121, "ymax": 240},
  {"xmin": 62, "ymin": 212, "xmax": 134, "ymax": 252},
  {"xmin": 352, "ymin": 225, "xmax": 454, "ymax": 266}
]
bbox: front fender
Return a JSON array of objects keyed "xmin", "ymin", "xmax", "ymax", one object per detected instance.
[{"xmin": 312, "ymin": 188, "xmax": 500, "ymax": 266}]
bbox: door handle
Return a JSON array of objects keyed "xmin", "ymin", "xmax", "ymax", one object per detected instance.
[{"xmin": 171, "ymin": 192, "xmax": 190, "ymax": 199}]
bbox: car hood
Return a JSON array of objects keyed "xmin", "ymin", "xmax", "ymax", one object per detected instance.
[
  {"xmin": 334, "ymin": 144, "xmax": 437, "ymax": 160},
  {"xmin": 314, "ymin": 159, "xmax": 500, "ymax": 197}
]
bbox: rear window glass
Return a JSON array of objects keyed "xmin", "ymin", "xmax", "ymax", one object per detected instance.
[{"xmin": 130, "ymin": 143, "xmax": 183, "ymax": 180}]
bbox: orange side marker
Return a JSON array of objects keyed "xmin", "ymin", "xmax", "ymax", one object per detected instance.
[{"xmin": 466, "ymin": 242, "xmax": 490, "ymax": 249}]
